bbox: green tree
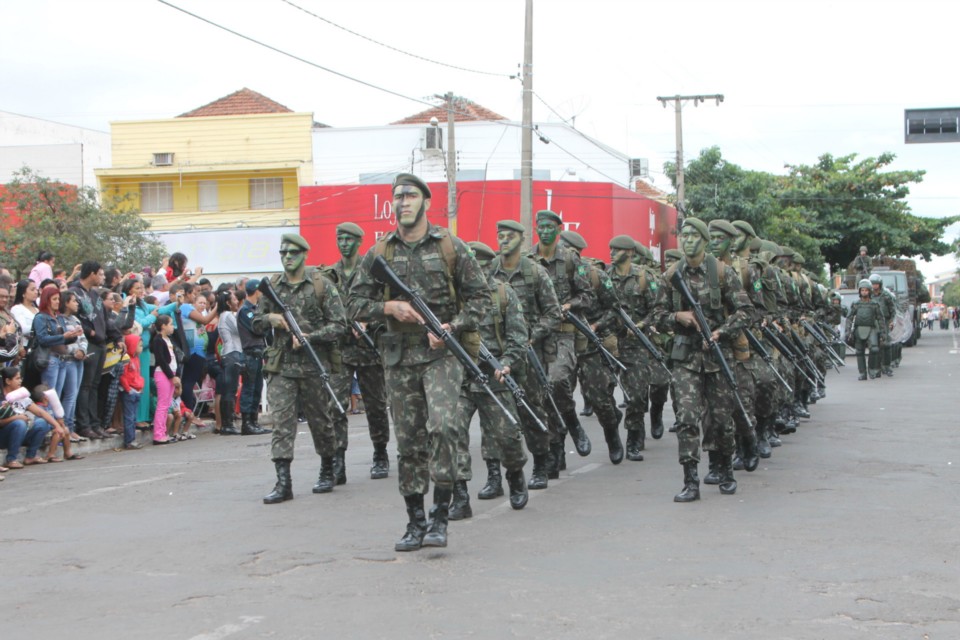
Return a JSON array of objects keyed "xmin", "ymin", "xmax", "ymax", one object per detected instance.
[
  {"xmin": 941, "ymin": 280, "xmax": 960, "ymax": 308},
  {"xmin": 0, "ymin": 167, "xmax": 166, "ymax": 278}
]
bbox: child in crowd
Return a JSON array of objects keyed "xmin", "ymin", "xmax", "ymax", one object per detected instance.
[
  {"xmin": 150, "ymin": 314, "xmax": 179, "ymax": 445},
  {"xmin": 119, "ymin": 333, "xmax": 144, "ymax": 450}
]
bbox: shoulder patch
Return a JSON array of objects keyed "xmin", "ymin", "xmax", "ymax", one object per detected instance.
[
  {"xmin": 577, "ymin": 265, "xmax": 587, "ymax": 276},
  {"xmin": 649, "ymin": 281, "xmax": 658, "ymax": 292},
  {"xmin": 603, "ymin": 279, "xmax": 613, "ymax": 289},
  {"xmin": 245, "ymin": 311, "xmax": 254, "ymax": 318},
  {"xmin": 753, "ymin": 280, "xmax": 762, "ymax": 291}
]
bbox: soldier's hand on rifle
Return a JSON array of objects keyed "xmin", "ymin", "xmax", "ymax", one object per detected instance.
[
  {"xmin": 494, "ymin": 364, "xmax": 511, "ymax": 382},
  {"xmin": 709, "ymin": 329, "xmax": 721, "ymax": 344},
  {"xmin": 675, "ymin": 310, "xmax": 698, "ymax": 330},
  {"xmin": 385, "ymin": 300, "xmax": 424, "ymax": 325},
  {"xmin": 268, "ymin": 313, "xmax": 290, "ymax": 331},
  {"xmin": 291, "ymin": 334, "xmax": 302, "ymax": 350},
  {"xmin": 352, "ymin": 321, "xmax": 367, "ymax": 339},
  {"xmin": 561, "ymin": 303, "xmax": 572, "ymax": 313},
  {"xmin": 427, "ymin": 324, "xmax": 450, "ymax": 350}
]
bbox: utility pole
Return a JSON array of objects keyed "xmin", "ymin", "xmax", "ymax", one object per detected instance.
[
  {"xmin": 656, "ymin": 94, "xmax": 723, "ymax": 223},
  {"xmin": 520, "ymin": 0, "xmax": 534, "ymax": 249},
  {"xmin": 446, "ymin": 91, "xmax": 458, "ymax": 237}
]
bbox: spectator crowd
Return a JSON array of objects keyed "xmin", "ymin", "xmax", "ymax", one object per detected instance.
[{"xmin": 1, "ymin": 251, "xmax": 273, "ymax": 481}]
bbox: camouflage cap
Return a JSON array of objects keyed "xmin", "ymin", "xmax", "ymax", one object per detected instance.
[
  {"xmin": 468, "ymin": 241, "xmax": 497, "ymax": 260},
  {"xmin": 536, "ymin": 209, "xmax": 562, "ymax": 225},
  {"xmin": 708, "ymin": 219, "xmax": 740, "ymax": 237},
  {"xmin": 497, "ymin": 219, "xmax": 526, "ymax": 234},
  {"xmin": 560, "ymin": 230, "xmax": 587, "ymax": 251},
  {"xmin": 681, "ymin": 217, "xmax": 709, "ymax": 240},
  {"xmin": 336, "ymin": 222, "xmax": 364, "ymax": 238},
  {"xmin": 664, "ymin": 249, "xmax": 683, "ymax": 261},
  {"xmin": 392, "ymin": 173, "xmax": 431, "ymax": 198},
  {"xmin": 732, "ymin": 220, "xmax": 757, "ymax": 238},
  {"xmin": 280, "ymin": 233, "xmax": 311, "ymax": 252},
  {"xmin": 609, "ymin": 234, "xmax": 637, "ymax": 250}
]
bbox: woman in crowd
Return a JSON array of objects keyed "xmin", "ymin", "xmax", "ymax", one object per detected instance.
[
  {"xmin": 11, "ymin": 279, "xmax": 39, "ymax": 348},
  {"xmin": 202, "ymin": 291, "xmax": 223, "ymax": 428},
  {"xmin": 215, "ymin": 289, "xmax": 242, "ymax": 435},
  {"xmin": 59, "ymin": 290, "xmax": 88, "ymax": 441},
  {"xmin": 150, "ymin": 314, "xmax": 179, "ymax": 445},
  {"xmin": 33, "ymin": 284, "xmax": 83, "ymax": 404},
  {"xmin": 0, "ymin": 286, "xmax": 23, "ymax": 367},
  {"xmin": 1, "ymin": 366, "xmax": 55, "ymax": 467},
  {"xmin": 177, "ymin": 283, "xmax": 217, "ymax": 416}
]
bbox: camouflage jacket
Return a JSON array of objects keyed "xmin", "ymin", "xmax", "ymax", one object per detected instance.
[
  {"xmin": 872, "ymin": 288, "xmax": 898, "ymax": 328},
  {"xmin": 471, "ymin": 279, "xmax": 528, "ymax": 392},
  {"xmin": 489, "ymin": 254, "xmax": 561, "ymax": 346},
  {"xmin": 529, "ymin": 243, "xmax": 595, "ymax": 315},
  {"xmin": 331, "ymin": 258, "xmax": 380, "ymax": 366},
  {"xmin": 608, "ymin": 263, "xmax": 657, "ymax": 353}
]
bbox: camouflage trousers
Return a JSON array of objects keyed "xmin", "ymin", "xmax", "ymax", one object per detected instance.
[
  {"xmin": 646, "ymin": 349, "xmax": 671, "ymax": 412},
  {"xmin": 576, "ymin": 350, "xmax": 622, "ymax": 431},
  {"xmin": 331, "ymin": 361, "xmax": 391, "ymax": 451},
  {"xmin": 673, "ymin": 365, "xmax": 736, "ymax": 464},
  {"xmin": 545, "ymin": 333, "xmax": 577, "ymax": 445},
  {"xmin": 486, "ymin": 365, "xmax": 549, "ymax": 457},
  {"xmin": 386, "ymin": 355, "xmax": 462, "ymax": 496},
  {"xmin": 701, "ymin": 359, "xmax": 754, "ymax": 449},
  {"xmin": 458, "ymin": 384, "xmax": 528, "ymax": 480},
  {"xmin": 619, "ymin": 348, "xmax": 649, "ymax": 435},
  {"xmin": 267, "ymin": 374, "xmax": 337, "ymax": 461},
  {"xmin": 751, "ymin": 354, "xmax": 780, "ymax": 420}
]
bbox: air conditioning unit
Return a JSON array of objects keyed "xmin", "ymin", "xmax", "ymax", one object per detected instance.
[
  {"xmin": 153, "ymin": 152, "xmax": 174, "ymax": 166},
  {"xmin": 629, "ymin": 158, "xmax": 649, "ymax": 179},
  {"xmin": 423, "ymin": 128, "xmax": 442, "ymax": 152}
]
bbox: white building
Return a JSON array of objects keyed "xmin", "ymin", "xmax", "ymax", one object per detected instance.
[{"xmin": 0, "ymin": 110, "xmax": 110, "ymax": 188}]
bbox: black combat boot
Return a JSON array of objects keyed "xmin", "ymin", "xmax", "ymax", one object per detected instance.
[
  {"xmin": 733, "ymin": 439, "xmax": 745, "ymax": 471},
  {"xmin": 650, "ymin": 403, "xmax": 665, "ymax": 440},
  {"xmin": 422, "ymin": 486, "xmax": 453, "ymax": 547},
  {"xmin": 568, "ymin": 418, "xmax": 592, "ymax": 457},
  {"xmin": 241, "ymin": 413, "xmax": 271, "ymax": 436},
  {"xmin": 333, "ymin": 447, "xmax": 347, "ymax": 485},
  {"xmin": 603, "ymin": 425, "xmax": 624, "ymax": 465},
  {"xmin": 370, "ymin": 443, "xmax": 389, "ymax": 480},
  {"xmin": 546, "ymin": 446, "xmax": 559, "ymax": 480},
  {"xmin": 793, "ymin": 401, "xmax": 811, "ymax": 420},
  {"xmin": 312, "ymin": 457, "xmax": 336, "ymax": 494},
  {"xmin": 719, "ymin": 456, "xmax": 737, "ymax": 495},
  {"xmin": 674, "ymin": 461, "xmax": 700, "ymax": 503},
  {"xmin": 263, "ymin": 459, "xmax": 293, "ymax": 504},
  {"xmin": 220, "ymin": 399, "xmax": 240, "ymax": 435},
  {"xmin": 703, "ymin": 451, "xmax": 722, "ymax": 485},
  {"xmin": 477, "ymin": 459, "xmax": 504, "ymax": 499},
  {"xmin": 579, "ymin": 403, "xmax": 594, "ymax": 417},
  {"xmin": 755, "ymin": 419, "xmax": 772, "ymax": 459},
  {"xmin": 395, "ymin": 494, "xmax": 427, "ymax": 552},
  {"xmin": 625, "ymin": 429, "xmax": 644, "ymax": 461},
  {"xmin": 448, "ymin": 480, "xmax": 473, "ymax": 520},
  {"xmin": 505, "ymin": 468, "xmax": 528, "ymax": 510},
  {"xmin": 741, "ymin": 430, "xmax": 759, "ymax": 472},
  {"xmin": 528, "ymin": 454, "xmax": 548, "ymax": 490},
  {"xmin": 767, "ymin": 423, "xmax": 782, "ymax": 448}
]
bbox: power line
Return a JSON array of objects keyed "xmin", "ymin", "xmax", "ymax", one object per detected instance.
[{"xmin": 278, "ymin": 0, "xmax": 513, "ymax": 78}]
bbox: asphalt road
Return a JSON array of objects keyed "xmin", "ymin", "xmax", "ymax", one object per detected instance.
[{"xmin": 3, "ymin": 329, "xmax": 959, "ymax": 640}]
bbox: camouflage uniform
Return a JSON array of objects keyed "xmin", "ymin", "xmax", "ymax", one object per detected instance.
[
  {"xmin": 253, "ymin": 270, "xmax": 348, "ymax": 462},
  {"xmin": 640, "ymin": 260, "xmax": 671, "ymax": 427},
  {"xmin": 846, "ymin": 292, "xmax": 883, "ymax": 378},
  {"xmin": 871, "ymin": 283, "xmax": 898, "ymax": 375},
  {"xmin": 349, "ymin": 224, "xmax": 489, "ymax": 497}
]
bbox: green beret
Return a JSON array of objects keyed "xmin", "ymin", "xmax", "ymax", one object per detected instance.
[
  {"xmin": 681, "ymin": 217, "xmax": 709, "ymax": 240},
  {"xmin": 280, "ymin": 233, "xmax": 310, "ymax": 252},
  {"xmin": 335, "ymin": 222, "xmax": 364, "ymax": 238},
  {"xmin": 468, "ymin": 241, "xmax": 496, "ymax": 260},
  {"xmin": 560, "ymin": 230, "xmax": 587, "ymax": 251},
  {"xmin": 749, "ymin": 237, "xmax": 763, "ymax": 252},
  {"xmin": 664, "ymin": 249, "xmax": 683, "ymax": 261},
  {"xmin": 392, "ymin": 173, "xmax": 431, "ymax": 198},
  {"xmin": 758, "ymin": 240, "xmax": 779, "ymax": 254},
  {"xmin": 792, "ymin": 253, "xmax": 806, "ymax": 265},
  {"xmin": 536, "ymin": 209, "xmax": 562, "ymax": 225},
  {"xmin": 707, "ymin": 219, "xmax": 739, "ymax": 237},
  {"xmin": 497, "ymin": 219, "xmax": 526, "ymax": 234},
  {"xmin": 732, "ymin": 220, "xmax": 757, "ymax": 238},
  {"xmin": 636, "ymin": 243, "xmax": 653, "ymax": 259},
  {"xmin": 776, "ymin": 245, "xmax": 795, "ymax": 258},
  {"xmin": 609, "ymin": 234, "xmax": 637, "ymax": 250}
]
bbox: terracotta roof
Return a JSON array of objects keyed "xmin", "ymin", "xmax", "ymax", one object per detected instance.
[
  {"xmin": 391, "ymin": 96, "xmax": 506, "ymax": 125},
  {"xmin": 634, "ymin": 179, "xmax": 670, "ymax": 201},
  {"xmin": 178, "ymin": 88, "xmax": 294, "ymax": 118}
]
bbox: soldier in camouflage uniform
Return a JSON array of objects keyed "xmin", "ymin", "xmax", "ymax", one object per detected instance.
[
  {"xmin": 531, "ymin": 210, "xmax": 596, "ymax": 477},
  {"xmin": 490, "ymin": 219, "xmax": 560, "ymax": 491},
  {"xmin": 560, "ymin": 230, "xmax": 624, "ymax": 465},
  {"xmin": 847, "ymin": 279, "xmax": 883, "ymax": 379},
  {"xmin": 330, "ymin": 222, "xmax": 391, "ymax": 482},
  {"xmin": 870, "ymin": 274, "xmax": 898, "ymax": 377},
  {"xmin": 608, "ymin": 235, "xmax": 657, "ymax": 461},
  {"xmin": 256, "ymin": 233, "xmax": 349, "ymax": 504},
  {"xmin": 349, "ymin": 174, "xmax": 489, "ymax": 552},
  {"xmin": 448, "ymin": 241, "xmax": 530, "ymax": 520},
  {"xmin": 651, "ymin": 218, "xmax": 754, "ymax": 502},
  {"xmin": 661, "ymin": 248, "xmax": 683, "ymax": 434},
  {"xmin": 634, "ymin": 241, "xmax": 670, "ymax": 440}
]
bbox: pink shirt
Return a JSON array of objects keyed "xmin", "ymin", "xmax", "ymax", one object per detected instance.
[{"xmin": 28, "ymin": 261, "xmax": 53, "ymax": 287}]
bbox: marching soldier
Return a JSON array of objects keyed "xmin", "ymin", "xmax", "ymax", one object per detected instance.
[
  {"xmin": 869, "ymin": 273, "xmax": 898, "ymax": 377},
  {"xmin": 255, "ymin": 233, "xmax": 348, "ymax": 504},
  {"xmin": 847, "ymin": 279, "xmax": 883, "ymax": 379},
  {"xmin": 634, "ymin": 242, "xmax": 670, "ymax": 439}
]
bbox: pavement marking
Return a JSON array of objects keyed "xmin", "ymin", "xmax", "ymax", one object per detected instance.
[
  {"xmin": 187, "ymin": 616, "xmax": 264, "ymax": 640},
  {"xmin": 570, "ymin": 462, "xmax": 602, "ymax": 475},
  {"xmin": 0, "ymin": 473, "xmax": 184, "ymax": 517}
]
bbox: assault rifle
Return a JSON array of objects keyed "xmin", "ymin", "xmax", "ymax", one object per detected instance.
[
  {"xmin": 526, "ymin": 346, "xmax": 567, "ymax": 433},
  {"xmin": 351, "ymin": 320, "xmax": 381, "ymax": 363},
  {"xmin": 478, "ymin": 343, "xmax": 547, "ymax": 433},
  {"xmin": 370, "ymin": 255, "xmax": 518, "ymax": 427},
  {"xmin": 669, "ymin": 269, "xmax": 752, "ymax": 425},
  {"xmin": 565, "ymin": 312, "xmax": 631, "ymax": 401},
  {"xmin": 258, "ymin": 278, "xmax": 346, "ymax": 415},
  {"xmin": 789, "ymin": 327, "xmax": 826, "ymax": 384},
  {"xmin": 761, "ymin": 325, "xmax": 819, "ymax": 388},
  {"xmin": 801, "ymin": 319, "xmax": 844, "ymax": 370},
  {"xmin": 615, "ymin": 306, "xmax": 673, "ymax": 382},
  {"xmin": 743, "ymin": 328, "xmax": 792, "ymax": 393}
]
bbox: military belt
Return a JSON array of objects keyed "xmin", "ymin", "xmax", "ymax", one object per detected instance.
[{"xmin": 558, "ymin": 322, "xmax": 576, "ymax": 333}]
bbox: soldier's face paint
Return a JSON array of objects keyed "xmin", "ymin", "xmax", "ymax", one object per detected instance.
[
  {"xmin": 394, "ymin": 186, "xmax": 428, "ymax": 228},
  {"xmin": 610, "ymin": 247, "xmax": 634, "ymax": 266},
  {"xmin": 476, "ymin": 257, "xmax": 493, "ymax": 276},
  {"xmin": 279, "ymin": 242, "xmax": 306, "ymax": 274},
  {"xmin": 679, "ymin": 228, "xmax": 706, "ymax": 258},
  {"xmin": 337, "ymin": 232, "xmax": 360, "ymax": 259},
  {"xmin": 536, "ymin": 221, "xmax": 559, "ymax": 246},
  {"xmin": 497, "ymin": 229, "xmax": 523, "ymax": 255},
  {"xmin": 709, "ymin": 231, "xmax": 732, "ymax": 257},
  {"xmin": 733, "ymin": 233, "xmax": 749, "ymax": 252}
]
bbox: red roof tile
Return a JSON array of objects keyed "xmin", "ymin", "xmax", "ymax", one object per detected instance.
[
  {"xmin": 178, "ymin": 88, "xmax": 294, "ymax": 118},
  {"xmin": 634, "ymin": 179, "xmax": 670, "ymax": 201},
  {"xmin": 391, "ymin": 96, "xmax": 506, "ymax": 125}
]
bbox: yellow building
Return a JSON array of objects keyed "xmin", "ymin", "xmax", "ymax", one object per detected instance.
[{"xmin": 96, "ymin": 88, "xmax": 314, "ymax": 232}]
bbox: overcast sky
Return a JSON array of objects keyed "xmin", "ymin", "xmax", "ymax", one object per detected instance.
[{"xmin": 3, "ymin": 0, "xmax": 957, "ymax": 278}]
